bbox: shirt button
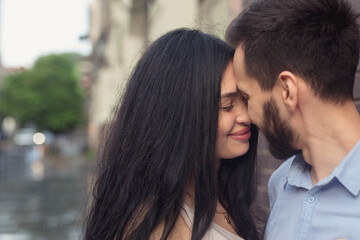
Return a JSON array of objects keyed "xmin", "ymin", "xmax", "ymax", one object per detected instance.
[{"xmin": 308, "ymin": 196, "xmax": 315, "ymax": 203}]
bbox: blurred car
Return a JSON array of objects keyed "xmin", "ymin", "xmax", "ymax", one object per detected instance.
[
  {"xmin": 13, "ymin": 128, "xmax": 37, "ymax": 146},
  {"xmin": 13, "ymin": 128, "xmax": 55, "ymax": 146},
  {"xmin": 42, "ymin": 130, "xmax": 55, "ymax": 145}
]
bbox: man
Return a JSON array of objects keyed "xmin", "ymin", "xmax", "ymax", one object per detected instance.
[{"xmin": 226, "ymin": 0, "xmax": 360, "ymax": 239}]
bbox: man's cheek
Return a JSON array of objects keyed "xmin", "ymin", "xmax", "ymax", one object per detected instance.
[{"xmin": 248, "ymin": 106, "xmax": 258, "ymax": 125}]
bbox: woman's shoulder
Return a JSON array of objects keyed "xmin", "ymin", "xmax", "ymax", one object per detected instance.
[{"xmin": 150, "ymin": 213, "xmax": 191, "ymax": 240}]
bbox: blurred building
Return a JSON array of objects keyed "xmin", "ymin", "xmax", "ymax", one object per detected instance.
[{"xmin": 86, "ymin": 0, "xmax": 360, "ymax": 233}]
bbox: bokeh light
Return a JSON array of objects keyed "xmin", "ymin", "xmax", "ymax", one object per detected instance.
[{"xmin": 33, "ymin": 132, "xmax": 46, "ymax": 145}]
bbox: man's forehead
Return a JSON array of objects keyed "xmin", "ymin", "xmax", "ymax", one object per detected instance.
[
  {"xmin": 233, "ymin": 49, "xmax": 249, "ymax": 84},
  {"xmin": 233, "ymin": 47, "xmax": 250, "ymax": 82},
  {"xmin": 233, "ymin": 48, "xmax": 262, "ymax": 95},
  {"xmin": 233, "ymin": 47, "xmax": 245, "ymax": 72}
]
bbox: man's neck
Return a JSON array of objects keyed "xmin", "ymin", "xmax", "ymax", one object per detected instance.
[{"xmin": 298, "ymin": 100, "xmax": 360, "ymax": 185}]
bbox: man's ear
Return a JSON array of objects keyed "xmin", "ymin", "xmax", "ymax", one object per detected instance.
[{"xmin": 278, "ymin": 71, "xmax": 298, "ymax": 111}]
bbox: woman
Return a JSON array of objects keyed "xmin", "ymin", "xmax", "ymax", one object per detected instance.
[{"xmin": 84, "ymin": 29, "xmax": 259, "ymax": 240}]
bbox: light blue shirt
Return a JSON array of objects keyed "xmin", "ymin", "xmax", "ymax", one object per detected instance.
[{"xmin": 264, "ymin": 139, "xmax": 360, "ymax": 240}]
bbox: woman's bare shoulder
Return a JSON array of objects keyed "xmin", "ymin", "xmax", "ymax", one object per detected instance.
[{"xmin": 150, "ymin": 214, "xmax": 192, "ymax": 240}]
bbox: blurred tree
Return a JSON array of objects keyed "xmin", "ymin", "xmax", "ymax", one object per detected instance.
[{"xmin": 0, "ymin": 53, "xmax": 85, "ymax": 133}]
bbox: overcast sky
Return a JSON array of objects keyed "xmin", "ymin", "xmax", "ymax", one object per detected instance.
[{"xmin": 0, "ymin": 0, "xmax": 93, "ymax": 67}]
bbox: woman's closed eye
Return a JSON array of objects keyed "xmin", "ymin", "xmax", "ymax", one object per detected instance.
[{"xmin": 220, "ymin": 103, "xmax": 234, "ymax": 111}]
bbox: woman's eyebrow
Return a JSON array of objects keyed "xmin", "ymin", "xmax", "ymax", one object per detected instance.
[{"xmin": 221, "ymin": 92, "xmax": 239, "ymax": 98}]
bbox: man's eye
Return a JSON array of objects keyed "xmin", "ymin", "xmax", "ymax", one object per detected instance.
[
  {"xmin": 242, "ymin": 95, "xmax": 250, "ymax": 104},
  {"xmin": 220, "ymin": 104, "xmax": 234, "ymax": 111}
]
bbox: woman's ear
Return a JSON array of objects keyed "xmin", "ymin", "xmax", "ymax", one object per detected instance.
[{"xmin": 278, "ymin": 71, "xmax": 298, "ymax": 112}]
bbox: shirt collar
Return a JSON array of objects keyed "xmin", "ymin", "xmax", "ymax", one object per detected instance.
[
  {"xmin": 285, "ymin": 154, "xmax": 313, "ymax": 190},
  {"xmin": 331, "ymin": 138, "xmax": 360, "ymax": 197},
  {"xmin": 284, "ymin": 138, "xmax": 360, "ymax": 196}
]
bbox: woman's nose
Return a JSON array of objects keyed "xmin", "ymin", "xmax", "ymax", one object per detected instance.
[{"xmin": 235, "ymin": 108, "xmax": 251, "ymax": 125}]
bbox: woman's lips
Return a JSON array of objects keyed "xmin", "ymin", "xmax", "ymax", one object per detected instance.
[{"xmin": 228, "ymin": 126, "xmax": 251, "ymax": 141}]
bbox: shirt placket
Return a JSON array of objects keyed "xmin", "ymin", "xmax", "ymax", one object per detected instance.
[{"xmin": 296, "ymin": 187, "xmax": 320, "ymax": 240}]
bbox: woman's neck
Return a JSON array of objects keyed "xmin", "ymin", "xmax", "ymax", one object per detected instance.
[{"xmin": 183, "ymin": 187, "xmax": 238, "ymax": 235}]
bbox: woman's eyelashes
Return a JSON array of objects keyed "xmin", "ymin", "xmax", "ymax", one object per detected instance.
[
  {"xmin": 220, "ymin": 93, "xmax": 249, "ymax": 111},
  {"xmin": 220, "ymin": 103, "xmax": 234, "ymax": 111}
]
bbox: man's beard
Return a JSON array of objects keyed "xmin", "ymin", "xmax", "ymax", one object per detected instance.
[{"xmin": 262, "ymin": 98, "xmax": 301, "ymax": 160}]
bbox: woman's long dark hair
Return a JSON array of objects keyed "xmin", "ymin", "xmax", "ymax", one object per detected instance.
[{"xmin": 84, "ymin": 28, "xmax": 259, "ymax": 240}]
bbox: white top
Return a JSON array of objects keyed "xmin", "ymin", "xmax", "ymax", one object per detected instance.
[{"xmin": 180, "ymin": 204, "xmax": 245, "ymax": 240}]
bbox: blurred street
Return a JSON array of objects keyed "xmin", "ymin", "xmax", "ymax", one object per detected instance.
[{"xmin": 0, "ymin": 133, "xmax": 92, "ymax": 240}]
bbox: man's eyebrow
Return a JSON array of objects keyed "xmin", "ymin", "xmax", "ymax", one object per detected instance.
[
  {"xmin": 237, "ymin": 89, "xmax": 249, "ymax": 96},
  {"xmin": 221, "ymin": 92, "xmax": 239, "ymax": 98}
]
